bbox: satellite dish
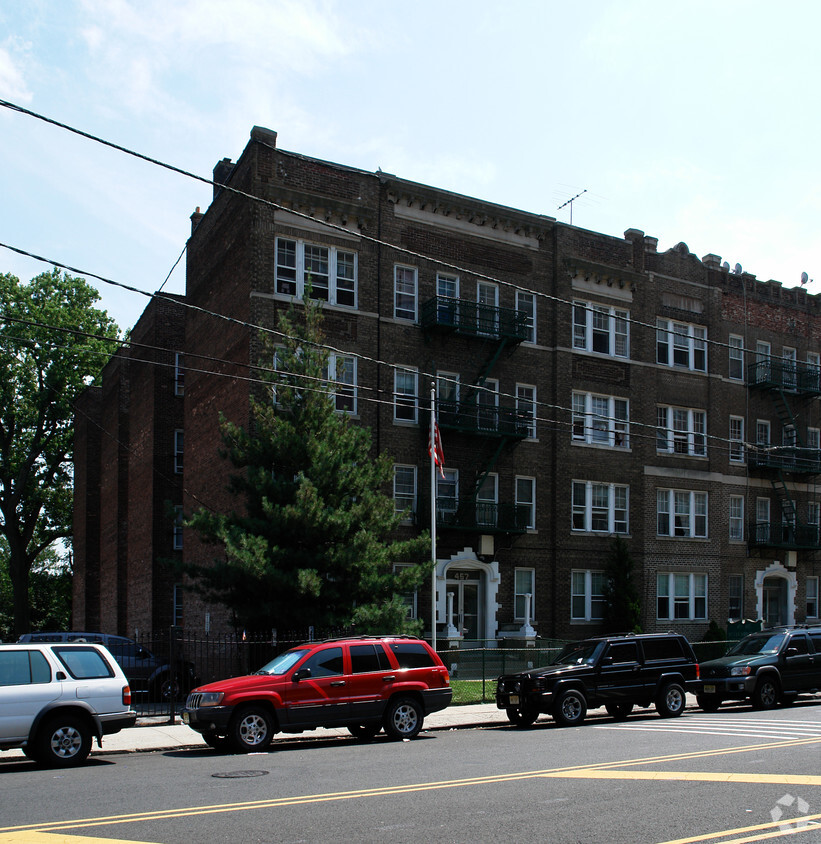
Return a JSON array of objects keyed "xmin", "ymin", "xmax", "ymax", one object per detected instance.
[
  {"xmin": 801, "ymin": 271, "xmax": 809, "ymax": 285},
  {"xmin": 722, "ymin": 261, "xmax": 730, "ymax": 271},
  {"xmin": 733, "ymin": 263, "xmax": 743, "ymax": 275}
]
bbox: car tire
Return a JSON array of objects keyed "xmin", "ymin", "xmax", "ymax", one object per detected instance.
[
  {"xmin": 656, "ymin": 682, "xmax": 686, "ymax": 717},
  {"xmin": 202, "ymin": 731, "xmax": 230, "ymax": 752},
  {"xmin": 552, "ymin": 689, "xmax": 587, "ymax": 727},
  {"xmin": 151, "ymin": 673, "xmax": 181, "ymax": 703},
  {"xmin": 229, "ymin": 705, "xmax": 275, "ymax": 753},
  {"xmin": 696, "ymin": 694, "xmax": 722, "ymax": 713},
  {"xmin": 605, "ymin": 702, "xmax": 633, "ymax": 721},
  {"xmin": 348, "ymin": 724, "xmax": 381, "ymax": 742},
  {"xmin": 752, "ymin": 676, "xmax": 779, "ymax": 710},
  {"xmin": 35, "ymin": 715, "xmax": 93, "ymax": 767},
  {"xmin": 506, "ymin": 706, "xmax": 540, "ymax": 727},
  {"xmin": 383, "ymin": 696, "xmax": 423, "ymax": 740}
]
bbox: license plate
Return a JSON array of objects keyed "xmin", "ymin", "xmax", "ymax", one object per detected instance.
[
  {"xmin": 509, "ymin": 694, "xmax": 519, "ymax": 705},
  {"xmin": 703, "ymin": 684, "xmax": 715, "ymax": 694},
  {"xmin": 181, "ymin": 711, "xmax": 190, "ymax": 724}
]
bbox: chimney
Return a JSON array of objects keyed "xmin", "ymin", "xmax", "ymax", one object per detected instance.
[
  {"xmin": 190, "ymin": 206, "xmax": 203, "ymax": 234},
  {"xmin": 213, "ymin": 158, "xmax": 234, "ymax": 199}
]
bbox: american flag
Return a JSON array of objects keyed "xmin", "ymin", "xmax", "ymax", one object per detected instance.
[{"xmin": 429, "ymin": 416, "xmax": 445, "ymax": 478}]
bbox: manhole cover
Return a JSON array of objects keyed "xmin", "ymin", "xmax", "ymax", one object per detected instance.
[{"xmin": 212, "ymin": 770, "xmax": 269, "ymax": 779}]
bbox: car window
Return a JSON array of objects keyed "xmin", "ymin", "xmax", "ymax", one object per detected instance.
[
  {"xmin": 349, "ymin": 644, "xmax": 390, "ymax": 673},
  {"xmin": 54, "ymin": 646, "xmax": 115, "ymax": 679},
  {"xmin": 642, "ymin": 638, "xmax": 684, "ymax": 661},
  {"xmin": 787, "ymin": 635, "xmax": 809, "ymax": 655},
  {"xmin": 811, "ymin": 634, "xmax": 821, "ymax": 654},
  {"xmin": 727, "ymin": 633, "xmax": 786, "ymax": 656},
  {"xmin": 258, "ymin": 648, "xmax": 310, "ymax": 675},
  {"xmin": 301, "ymin": 647, "xmax": 344, "ymax": 677},
  {"xmin": 604, "ymin": 642, "xmax": 639, "ymax": 664},
  {"xmin": 390, "ymin": 643, "xmax": 435, "ymax": 668},
  {"xmin": 554, "ymin": 641, "xmax": 602, "ymax": 665},
  {"xmin": 0, "ymin": 651, "xmax": 34, "ymax": 685}
]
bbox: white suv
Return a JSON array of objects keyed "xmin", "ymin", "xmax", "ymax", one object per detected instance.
[{"xmin": 0, "ymin": 643, "xmax": 136, "ymax": 767}]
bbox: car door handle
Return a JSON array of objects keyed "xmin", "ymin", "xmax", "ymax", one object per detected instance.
[
  {"xmin": 330, "ymin": 680, "xmax": 346, "ymax": 687},
  {"xmin": 382, "ymin": 676, "xmax": 396, "ymax": 682}
]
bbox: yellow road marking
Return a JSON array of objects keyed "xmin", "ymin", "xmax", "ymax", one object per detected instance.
[
  {"xmin": 657, "ymin": 814, "xmax": 821, "ymax": 844},
  {"xmin": 546, "ymin": 769, "xmax": 821, "ymax": 787},
  {"xmin": 0, "ymin": 834, "xmax": 161, "ymax": 844}
]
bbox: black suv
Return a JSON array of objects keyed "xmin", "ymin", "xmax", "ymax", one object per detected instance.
[
  {"xmin": 697, "ymin": 626, "xmax": 821, "ymax": 711},
  {"xmin": 496, "ymin": 633, "xmax": 698, "ymax": 727}
]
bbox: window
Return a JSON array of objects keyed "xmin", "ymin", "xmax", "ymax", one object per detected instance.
[
  {"xmin": 174, "ymin": 352, "xmax": 185, "ymax": 396},
  {"xmin": 174, "ymin": 429, "xmax": 184, "ymax": 473},
  {"xmin": 729, "ymin": 496, "xmax": 744, "ymax": 541},
  {"xmin": 657, "ymin": 489, "xmax": 708, "ymax": 538},
  {"xmin": 728, "ymin": 574, "xmax": 744, "ymax": 619},
  {"xmin": 394, "ymin": 265, "xmax": 417, "ymax": 321},
  {"xmin": 350, "ymin": 643, "xmax": 391, "ymax": 672},
  {"xmin": 756, "ymin": 419, "xmax": 771, "ymax": 446},
  {"xmin": 573, "ymin": 301, "xmax": 629, "ymax": 358},
  {"xmin": 476, "ymin": 474, "xmax": 498, "ymax": 527},
  {"xmin": 656, "ymin": 318, "xmax": 707, "ymax": 371},
  {"xmin": 54, "ymin": 647, "xmax": 115, "ymax": 680},
  {"xmin": 324, "ymin": 354, "xmax": 357, "ymax": 413},
  {"xmin": 657, "ymin": 573, "xmax": 707, "ymax": 620},
  {"xmin": 572, "ymin": 481, "xmax": 628, "ymax": 534},
  {"xmin": 808, "ymin": 501, "xmax": 820, "ymax": 528},
  {"xmin": 807, "ymin": 577, "xmax": 819, "ymax": 619},
  {"xmin": 393, "ymin": 368, "xmax": 418, "ymax": 422},
  {"xmin": 393, "ymin": 465, "xmax": 417, "ymax": 523},
  {"xmin": 301, "ymin": 647, "xmax": 343, "ymax": 677},
  {"xmin": 516, "ymin": 477, "xmax": 536, "ymax": 529},
  {"xmin": 656, "ymin": 406, "xmax": 706, "ymax": 456},
  {"xmin": 477, "ymin": 379, "xmax": 499, "ymax": 432},
  {"xmin": 437, "ymin": 469, "xmax": 458, "ymax": 519},
  {"xmin": 477, "ymin": 282, "xmax": 499, "ymax": 336},
  {"xmin": 729, "ymin": 335, "xmax": 744, "ymax": 380},
  {"xmin": 755, "ymin": 498, "xmax": 771, "ymax": 543},
  {"xmin": 514, "ymin": 568, "xmax": 535, "ymax": 621},
  {"xmin": 516, "ymin": 384, "xmax": 536, "ymax": 438},
  {"xmin": 0, "ymin": 650, "xmax": 51, "ymax": 686},
  {"xmin": 275, "ymin": 238, "xmax": 357, "ymax": 307},
  {"xmin": 808, "ymin": 352, "xmax": 820, "ymax": 391},
  {"xmin": 436, "ymin": 273, "xmax": 459, "ymax": 324},
  {"xmin": 390, "ymin": 642, "xmax": 436, "ymax": 668},
  {"xmin": 573, "ymin": 392, "xmax": 629, "ymax": 448},
  {"xmin": 571, "ymin": 570, "xmax": 606, "ymax": 621},
  {"xmin": 173, "ymin": 505, "xmax": 183, "ymax": 550},
  {"xmin": 729, "ymin": 417, "xmax": 745, "ymax": 462},
  {"xmin": 516, "ymin": 291, "xmax": 536, "ymax": 343},
  {"xmin": 807, "ymin": 428, "xmax": 820, "ymax": 450},
  {"xmin": 173, "ymin": 584, "xmax": 184, "ymax": 627},
  {"xmin": 783, "ymin": 347, "xmax": 797, "ymax": 389}
]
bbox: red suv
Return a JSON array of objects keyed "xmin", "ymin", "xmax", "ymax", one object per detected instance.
[{"xmin": 181, "ymin": 636, "xmax": 451, "ymax": 752}]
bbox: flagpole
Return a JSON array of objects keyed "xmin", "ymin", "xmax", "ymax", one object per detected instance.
[{"xmin": 430, "ymin": 381, "xmax": 437, "ymax": 652}]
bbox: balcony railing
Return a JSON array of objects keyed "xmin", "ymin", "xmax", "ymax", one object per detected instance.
[
  {"xmin": 438, "ymin": 398, "xmax": 532, "ymax": 438},
  {"xmin": 748, "ymin": 446, "xmax": 821, "ymax": 474},
  {"xmin": 420, "ymin": 296, "xmax": 529, "ymax": 342},
  {"xmin": 747, "ymin": 359, "xmax": 821, "ymax": 395},
  {"xmin": 748, "ymin": 521, "xmax": 821, "ymax": 550},
  {"xmin": 436, "ymin": 498, "xmax": 531, "ymax": 534}
]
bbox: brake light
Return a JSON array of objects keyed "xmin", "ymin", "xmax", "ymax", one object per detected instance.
[
  {"xmin": 122, "ymin": 685, "xmax": 132, "ymax": 706},
  {"xmin": 695, "ymin": 664, "xmax": 700, "ymax": 679}
]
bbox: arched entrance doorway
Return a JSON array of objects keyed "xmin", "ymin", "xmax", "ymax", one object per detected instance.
[
  {"xmin": 435, "ymin": 548, "xmax": 500, "ymax": 644},
  {"xmin": 754, "ymin": 563, "xmax": 796, "ymax": 627}
]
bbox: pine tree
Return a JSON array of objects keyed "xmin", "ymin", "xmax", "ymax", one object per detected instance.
[
  {"xmin": 185, "ymin": 297, "xmax": 432, "ymax": 635},
  {"xmin": 601, "ymin": 536, "xmax": 642, "ymax": 633}
]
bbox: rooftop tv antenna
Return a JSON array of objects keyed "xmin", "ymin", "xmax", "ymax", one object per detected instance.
[{"xmin": 557, "ymin": 188, "xmax": 587, "ymax": 225}]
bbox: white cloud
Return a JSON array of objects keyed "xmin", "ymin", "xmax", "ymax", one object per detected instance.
[{"xmin": 0, "ymin": 39, "xmax": 32, "ymax": 103}]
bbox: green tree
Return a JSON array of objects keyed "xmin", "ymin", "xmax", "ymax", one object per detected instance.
[
  {"xmin": 601, "ymin": 536, "xmax": 642, "ymax": 633},
  {"xmin": 185, "ymin": 298, "xmax": 432, "ymax": 635},
  {"xmin": 0, "ymin": 269, "xmax": 119, "ymax": 636}
]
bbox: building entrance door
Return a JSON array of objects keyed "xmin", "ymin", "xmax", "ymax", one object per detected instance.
[
  {"xmin": 762, "ymin": 576, "xmax": 787, "ymax": 626},
  {"xmin": 446, "ymin": 570, "xmax": 482, "ymax": 642}
]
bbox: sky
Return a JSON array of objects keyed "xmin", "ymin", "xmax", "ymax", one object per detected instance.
[{"xmin": 1, "ymin": 0, "xmax": 820, "ymax": 333}]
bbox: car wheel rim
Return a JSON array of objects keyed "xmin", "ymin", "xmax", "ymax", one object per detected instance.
[
  {"xmin": 50, "ymin": 726, "xmax": 82, "ymax": 759},
  {"xmin": 761, "ymin": 683, "xmax": 776, "ymax": 707},
  {"xmin": 239, "ymin": 715, "xmax": 268, "ymax": 746},
  {"xmin": 393, "ymin": 704, "xmax": 418, "ymax": 735},
  {"xmin": 562, "ymin": 696, "xmax": 581, "ymax": 720},
  {"xmin": 666, "ymin": 688, "xmax": 683, "ymax": 712}
]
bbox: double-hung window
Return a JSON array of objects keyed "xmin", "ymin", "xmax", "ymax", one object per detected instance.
[
  {"xmin": 573, "ymin": 392, "xmax": 629, "ymax": 448},
  {"xmin": 729, "ymin": 495, "xmax": 744, "ymax": 541},
  {"xmin": 656, "ymin": 319, "xmax": 706, "ymax": 371},
  {"xmin": 516, "ymin": 291, "xmax": 536, "ymax": 343},
  {"xmin": 476, "ymin": 474, "xmax": 498, "ymax": 527},
  {"xmin": 807, "ymin": 577, "xmax": 819, "ymax": 619},
  {"xmin": 656, "ymin": 406, "xmax": 706, "ymax": 456},
  {"xmin": 572, "ymin": 481, "xmax": 628, "ymax": 534},
  {"xmin": 729, "ymin": 416, "xmax": 745, "ymax": 462},
  {"xmin": 173, "ymin": 506, "xmax": 183, "ymax": 550},
  {"xmin": 516, "ymin": 384, "xmax": 537, "ymax": 438},
  {"xmin": 514, "ymin": 569, "xmax": 536, "ymax": 621},
  {"xmin": 515, "ymin": 477, "xmax": 536, "ymax": 530},
  {"xmin": 657, "ymin": 573, "xmax": 707, "ymax": 620},
  {"xmin": 573, "ymin": 301, "xmax": 629, "ymax": 358},
  {"xmin": 275, "ymin": 238, "xmax": 357, "ymax": 307},
  {"xmin": 657, "ymin": 489, "xmax": 708, "ymax": 538},
  {"xmin": 437, "ymin": 469, "xmax": 458, "ymax": 519},
  {"xmin": 728, "ymin": 574, "xmax": 744, "ymax": 619},
  {"xmin": 571, "ymin": 570, "xmax": 606, "ymax": 621},
  {"xmin": 394, "ymin": 265, "xmax": 418, "ymax": 321},
  {"xmin": 729, "ymin": 335, "xmax": 744, "ymax": 380},
  {"xmin": 174, "ymin": 429, "xmax": 184, "ymax": 474},
  {"xmin": 324, "ymin": 354, "xmax": 357, "ymax": 413},
  {"xmin": 393, "ymin": 368, "xmax": 418, "ymax": 422},
  {"xmin": 393, "ymin": 465, "xmax": 417, "ymax": 523},
  {"xmin": 174, "ymin": 352, "xmax": 185, "ymax": 396}
]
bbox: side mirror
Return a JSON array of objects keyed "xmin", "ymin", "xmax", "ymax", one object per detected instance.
[
  {"xmin": 600, "ymin": 656, "xmax": 613, "ymax": 667},
  {"xmin": 292, "ymin": 667, "xmax": 311, "ymax": 682},
  {"xmin": 785, "ymin": 647, "xmax": 799, "ymax": 656}
]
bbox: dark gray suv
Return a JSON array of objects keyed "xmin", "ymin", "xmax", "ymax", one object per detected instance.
[{"xmin": 496, "ymin": 633, "xmax": 699, "ymax": 727}]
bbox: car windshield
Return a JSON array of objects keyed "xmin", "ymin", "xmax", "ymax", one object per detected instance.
[
  {"xmin": 256, "ymin": 648, "xmax": 310, "ymax": 675},
  {"xmin": 727, "ymin": 633, "xmax": 786, "ymax": 656},
  {"xmin": 553, "ymin": 641, "xmax": 602, "ymax": 666}
]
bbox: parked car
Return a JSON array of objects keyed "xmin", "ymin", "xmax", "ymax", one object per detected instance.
[
  {"xmin": 17, "ymin": 632, "xmax": 198, "ymax": 702},
  {"xmin": 0, "ymin": 642, "xmax": 136, "ymax": 767},
  {"xmin": 697, "ymin": 625, "xmax": 821, "ymax": 711},
  {"xmin": 181, "ymin": 635, "xmax": 452, "ymax": 753},
  {"xmin": 496, "ymin": 632, "xmax": 699, "ymax": 727}
]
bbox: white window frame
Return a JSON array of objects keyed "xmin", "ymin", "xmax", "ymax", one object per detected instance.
[
  {"xmin": 516, "ymin": 291, "xmax": 536, "ymax": 343},
  {"xmin": 807, "ymin": 577, "xmax": 819, "ymax": 619},
  {"xmin": 476, "ymin": 473, "xmax": 498, "ymax": 528},
  {"xmin": 807, "ymin": 427, "xmax": 820, "ymax": 451},
  {"xmin": 174, "ymin": 352, "xmax": 185, "ymax": 396},
  {"xmin": 656, "ymin": 318, "xmax": 707, "ymax": 372},
  {"xmin": 514, "ymin": 568, "xmax": 536, "ymax": 621},
  {"xmin": 729, "ymin": 495, "xmax": 744, "ymax": 541},
  {"xmin": 572, "ymin": 481, "xmax": 629, "ymax": 534},
  {"xmin": 756, "ymin": 419, "xmax": 771, "ymax": 446},
  {"xmin": 573, "ymin": 392, "xmax": 629, "ymax": 448},
  {"xmin": 729, "ymin": 416, "xmax": 745, "ymax": 463},
  {"xmin": 393, "ymin": 465, "xmax": 417, "ymax": 524},
  {"xmin": 729, "ymin": 335, "xmax": 744, "ymax": 381},
  {"xmin": 394, "ymin": 265, "xmax": 418, "ymax": 321},
  {"xmin": 393, "ymin": 367, "xmax": 418, "ymax": 423},
  {"xmin": 657, "ymin": 572, "xmax": 707, "ymax": 620},
  {"xmin": 324, "ymin": 353, "xmax": 357, "ymax": 414},
  {"xmin": 656, "ymin": 406, "xmax": 706, "ymax": 456},
  {"xmin": 657, "ymin": 489, "xmax": 708, "ymax": 538},
  {"xmin": 174, "ymin": 429, "xmax": 184, "ymax": 474},
  {"xmin": 173, "ymin": 584, "xmax": 184, "ymax": 627},
  {"xmin": 783, "ymin": 347, "xmax": 797, "ymax": 389},
  {"xmin": 275, "ymin": 237, "xmax": 357, "ymax": 307},
  {"xmin": 728, "ymin": 574, "xmax": 744, "ymax": 620},
  {"xmin": 516, "ymin": 384, "xmax": 537, "ymax": 439},
  {"xmin": 571, "ymin": 570, "xmax": 606, "ymax": 621},
  {"xmin": 515, "ymin": 476, "xmax": 536, "ymax": 530},
  {"xmin": 173, "ymin": 505, "xmax": 183, "ymax": 551},
  {"xmin": 573, "ymin": 301, "xmax": 629, "ymax": 358},
  {"xmin": 808, "ymin": 500, "xmax": 820, "ymax": 528},
  {"xmin": 437, "ymin": 469, "xmax": 459, "ymax": 518}
]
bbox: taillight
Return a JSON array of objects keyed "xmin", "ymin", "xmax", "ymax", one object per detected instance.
[
  {"xmin": 695, "ymin": 664, "xmax": 700, "ymax": 679},
  {"xmin": 122, "ymin": 685, "xmax": 132, "ymax": 706}
]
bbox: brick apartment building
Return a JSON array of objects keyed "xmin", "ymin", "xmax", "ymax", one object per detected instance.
[{"xmin": 72, "ymin": 125, "xmax": 821, "ymax": 645}]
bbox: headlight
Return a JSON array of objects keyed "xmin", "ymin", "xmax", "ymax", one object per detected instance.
[
  {"xmin": 730, "ymin": 666, "xmax": 752, "ymax": 677},
  {"xmin": 198, "ymin": 692, "xmax": 225, "ymax": 706}
]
